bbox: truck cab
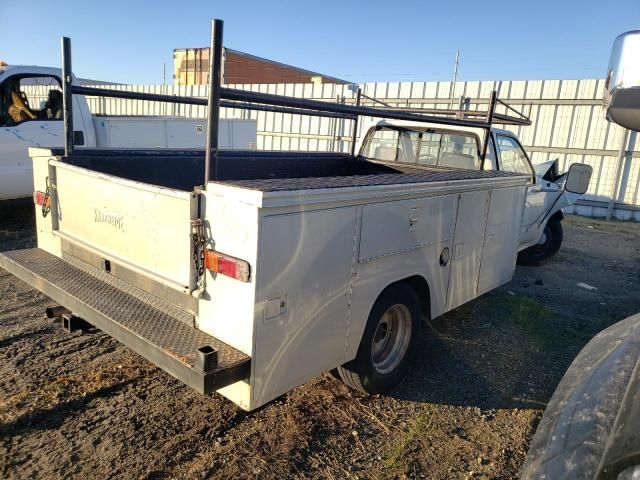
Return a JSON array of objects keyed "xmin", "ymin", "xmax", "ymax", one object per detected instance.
[
  {"xmin": 0, "ymin": 64, "xmax": 257, "ymax": 200},
  {"xmin": 356, "ymin": 119, "xmax": 584, "ymax": 265},
  {"xmin": 0, "ymin": 65, "xmax": 93, "ymax": 200}
]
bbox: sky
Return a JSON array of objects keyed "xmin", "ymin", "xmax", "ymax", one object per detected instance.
[{"xmin": 1, "ymin": 0, "xmax": 638, "ymax": 85}]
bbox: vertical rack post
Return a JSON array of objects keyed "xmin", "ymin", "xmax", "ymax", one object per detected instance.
[
  {"xmin": 349, "ymin": 87, "xmax": 362, "ymax": 157},
  {"xmin": 480, "ymin": 90, "xmax": 497, "ymax": 170},
  {"xmin": 204, "ymin": 19, "xmax": 223, "ymax": 184},
  {"xmin": 61, "ymin": 37, "xmax": 74, "ymax": 157}
]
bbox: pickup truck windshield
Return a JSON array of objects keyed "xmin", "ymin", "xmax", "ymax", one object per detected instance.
[{"xmin": 362, "ymin": 126, "xmax": 481, "ymax": 170}]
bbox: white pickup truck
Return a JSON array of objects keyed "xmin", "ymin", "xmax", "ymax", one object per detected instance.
[
  {"xmin": 0, "ymin": 64, "xmax": 257, "ymax": 200},
  {"xmin": 354, "ymin": 119, "xmax": 587, "ymax": 265},
  {"xmin": 0, "ymin": 22, "xmax": 592, "ymax": 411}
]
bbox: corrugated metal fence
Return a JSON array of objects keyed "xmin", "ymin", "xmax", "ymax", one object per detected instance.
[{"xmin": 81, "ymin": 79, "xmax": 639, "ymax": 220}]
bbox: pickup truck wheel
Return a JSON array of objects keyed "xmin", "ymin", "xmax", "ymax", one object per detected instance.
[
  {"xmin": 338, "ymin": 283, "xmax": 421, "ymax": 394},
  {"xmin": 517, "ymin": 220, "xmax": 563, "ymax": 267}
]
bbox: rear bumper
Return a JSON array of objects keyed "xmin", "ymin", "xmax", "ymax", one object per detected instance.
[{"xmin": 0, "ymin": 248, "xmax": 250, "ymax": 394}]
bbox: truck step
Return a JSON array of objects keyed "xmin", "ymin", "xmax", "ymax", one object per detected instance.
[{"xmin": 0, "ymin": 248, "xmax": 250, "ymax": 394}]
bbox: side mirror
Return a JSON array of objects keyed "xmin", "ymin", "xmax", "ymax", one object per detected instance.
[
  {"xmin": 565, "ymin": 163, "xmax": 593, "ymax": 194},
  {"xmin": 604, "ymin": 31, "xmax": 640, "ymax": 131}
]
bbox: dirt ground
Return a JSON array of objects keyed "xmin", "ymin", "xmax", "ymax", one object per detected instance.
[{"xmin": 1, "ymin": 202, "xmax": 639, "ymax": 480}]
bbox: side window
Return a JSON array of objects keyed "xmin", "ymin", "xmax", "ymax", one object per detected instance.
[
  {"xmin": 0, "ymin": 75, "xmax": 62, "ymax": 126},
  {"xmin": 496, "ymin": 135, "xmax": 533, "ymax": 177}
]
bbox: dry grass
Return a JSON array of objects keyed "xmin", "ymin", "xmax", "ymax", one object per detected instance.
[{"xmin": 0, "ymin": 350, "xmax": 153, "ymax": 423}]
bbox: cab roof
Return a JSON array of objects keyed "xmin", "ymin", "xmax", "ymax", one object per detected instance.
[
  {"xmin": 364, "ymin": 119, "xmax": 516, "ymax": 137},
  {"xmin": 0, "ymin": 65, "xmax": 63, "ymax": 77}
]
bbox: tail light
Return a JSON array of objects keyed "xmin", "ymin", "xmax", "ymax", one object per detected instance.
[
  {"xmin": 33, "ymin": 191, "xmax": 48, "ymax": 207},
  {"xmin": 33, "ymin": 190, "xmax": 51, "ymax": 217},
  {"xmin": 204, "ymin": 250, "xmax": 250, "ymax": 282}
]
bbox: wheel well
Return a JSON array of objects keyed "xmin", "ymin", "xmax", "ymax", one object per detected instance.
[
  {"xmin": 549, "ymin": 210, "xmax": 564, "ymax": 224},
  {"xmin": 392, "ymin": 275, "xmax": 431, "ymax": 319}
]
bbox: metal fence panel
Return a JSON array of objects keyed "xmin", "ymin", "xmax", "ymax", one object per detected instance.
[{"xmin": 56, "ymin": 77, "xmax": 637, "ymax": 219}]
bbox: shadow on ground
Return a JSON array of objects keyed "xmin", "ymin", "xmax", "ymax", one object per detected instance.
[{"xmin": 393, "ymin": 291, "xmax": 590, "ymax": 411}]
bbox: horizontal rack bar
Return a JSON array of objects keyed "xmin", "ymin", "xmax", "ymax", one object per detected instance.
[
  {"xmin": 73, "ymin": 86, "xmax": 356, "ymax": 120},
  {"xmin": 74, "ymin": 85, "xmax": 510, "ymax": 129}
]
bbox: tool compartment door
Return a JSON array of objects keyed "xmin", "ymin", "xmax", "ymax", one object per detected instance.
[
  {"xmin": 50, "ymin": 160, "xmax": 195, "ymax": 291},
  {"xmin": 253, "ymin": 206, "xmax": 358, "ymax": 403},
  {"xmin": 477, "ymin": 186, "xmax": 525, "ymax": 296},
  {"xmin": 446, "ymin": 191, "xmax": 490, "ymax": 311},
  {"xmin": 358, "ymin": 195, "xmax": 457, "ymax": 262}
]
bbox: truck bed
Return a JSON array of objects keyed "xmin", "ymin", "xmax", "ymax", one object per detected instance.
[
  {"xmin": 220, "ymin": 166, "xmax": 521, "ymax": 192},
  {"xmin": 54, "ymin": 148, "xmax": 520, "ymax": 192}
]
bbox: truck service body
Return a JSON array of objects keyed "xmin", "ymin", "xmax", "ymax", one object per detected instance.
[
  {"xmin": 0, "ymin": 65, "xmax": 257, "ymax": 200},
  {"xmin": 10, "ymin": 146, "xmax": 528, "ymax": 410},
  {"xmin": 0, "ymin": 20, "xmax": 592, "ymax": 410}
]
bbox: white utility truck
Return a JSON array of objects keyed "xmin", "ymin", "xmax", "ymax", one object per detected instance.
[
  {"xmin": 0, "ymin": 21, "xmax": 592, "ymax": 411},
  {"xmin": 0, "ymin": 64, "xmax": 257, "ymax": 200}
]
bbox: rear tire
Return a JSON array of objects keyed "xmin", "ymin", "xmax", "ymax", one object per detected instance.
[
  {"xmin": 338, "ymin": 283, "xmax": 422, "ymax": 394},
  {"xmin": 517, "ymin": 220, "xmax": 563, "ymax": 267}
]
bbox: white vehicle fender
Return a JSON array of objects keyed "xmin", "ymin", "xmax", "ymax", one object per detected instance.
[{"xmin": 346, "ymin": 270, "xmax": 433, "ymax": 360}]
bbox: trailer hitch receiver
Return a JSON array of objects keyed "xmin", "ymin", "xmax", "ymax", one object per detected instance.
[
  {"xmin": 46, "ymin": 305, "xmax": 71, "ymax": 319},
  {"xmin": 62, "ymin": 313, "xmax": 93, "ymax": 333},
  {"xmin": 196, "ymin": 345, "xmax": 219, "ymax": 373}
]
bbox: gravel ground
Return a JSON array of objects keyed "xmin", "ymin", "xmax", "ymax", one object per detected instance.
[{"xmin": 1, "ymin": 203, "xmax": 639, "ymax": 480}]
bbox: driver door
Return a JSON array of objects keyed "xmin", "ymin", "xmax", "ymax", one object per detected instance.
[{"xmin": 495, "ymin": 134, "xmax": 548, "ymax": 248}]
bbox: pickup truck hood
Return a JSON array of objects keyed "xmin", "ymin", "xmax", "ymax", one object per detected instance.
[
  {"xmin": 534, "ymin": 160, "xmax": 557, "ymax": 178},
  {"xmin": 534, "ymin": 159, "xmax": 567, "ymax": 184}
]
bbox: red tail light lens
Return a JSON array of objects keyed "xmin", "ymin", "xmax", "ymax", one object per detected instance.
[
  {"xmin": 204, "ymin": 250, "xmax": 250, "ymax": 282},
  {"xmin": 33, "ymin": 191, "xmax": 47, "ymax": 206}
]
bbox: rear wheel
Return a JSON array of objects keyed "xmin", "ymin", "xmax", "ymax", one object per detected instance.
[
  {"xmin": 517, "ymin": 220, "xmax": 563, "ymax": 266},
  {"xmin": 338, "ymin": 283, "xmax": 422, "ymax": 394}
]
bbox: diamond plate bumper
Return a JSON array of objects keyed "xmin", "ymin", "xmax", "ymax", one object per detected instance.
[{"xmin": 0, "ymin": 248, "xmax": 250, "ymax": 394}]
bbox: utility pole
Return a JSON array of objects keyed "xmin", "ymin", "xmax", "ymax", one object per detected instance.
[{"xmin": 449, "ymin": 49, "xmax": 460, "ymax": 109}]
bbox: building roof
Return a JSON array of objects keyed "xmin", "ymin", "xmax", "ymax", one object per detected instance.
[{"xmin": 173, "ymin": 46, "xmax": 351, "ymax": 85}]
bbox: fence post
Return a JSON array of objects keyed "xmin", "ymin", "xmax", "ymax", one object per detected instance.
[{"xmin": 607, "ymin": 128, "xmax": 630, "ymax": 220}]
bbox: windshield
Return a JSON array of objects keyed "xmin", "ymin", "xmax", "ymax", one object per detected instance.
[{"xmin": 362, "ymin": 126, "xmax": 481, "ymax": 170}]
